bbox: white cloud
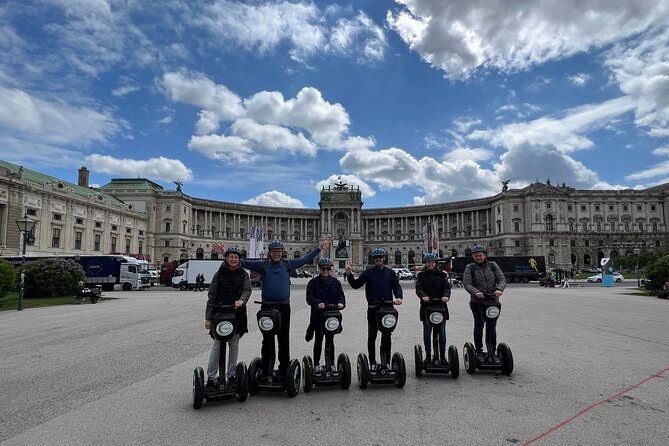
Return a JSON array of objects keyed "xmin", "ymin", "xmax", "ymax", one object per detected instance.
[
  {"xmin": 243, "ymin": 190, "xmax": 305, "ymax": 208},
  {"xmin": 443, "ymin": 147, "xmax": 493, "ymax": 162},
  {"xmin": 568, "ymin": 73, "xmax": 591, "ymax": 87},
  {"xmin": 85, "ymin": 154, "xmax": 193, "ymax": 182},
  {"xmin": 316, "ymin": 174, "xmax": 375, "ymax": 197},
  {"xmin": 187, "ymin": 134, "xmax": 256, "ymax": 163},
  {"xmin": 625, "ymin": 160, "xmax": 669, "ymax": 181},
  {"xmin": 387, "ymin": 0, "xmax": 669, "ymax": 79}
]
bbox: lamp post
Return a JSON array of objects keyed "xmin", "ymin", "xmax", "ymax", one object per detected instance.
[
  {"xmin": 16, "ymin": 214, "xmax": 38, "ymax": 311},
  {"xmin": 633, "ymin": 248, "xmax": 640, "ymax": 287}
]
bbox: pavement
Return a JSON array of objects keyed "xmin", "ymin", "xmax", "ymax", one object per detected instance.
[{"xmin": 0, "ymin": 279, "xmax": 667, "ymax": 445}]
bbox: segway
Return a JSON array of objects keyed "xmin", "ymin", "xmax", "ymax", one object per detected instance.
[
  {"xmin": 247, "ymin": 301, "xmax": 301, "ymax": 398},
  {"xmin": 192, "ymin": 304, "xmax": 249, "ymax": 409},
  {"xmin": 357, "ymin": 301, "xmax": 406, "ymax": 389},
  {"xmin": 414, "ymin": 298, "xmax": 459, "ymax": 378},
  {"xmin": 463, "ymin": 297, "xmax": 513, "ymax": 376},
  {"xmin": 303, "ymin": 304, "xmax": 351, "ymax": 392}
]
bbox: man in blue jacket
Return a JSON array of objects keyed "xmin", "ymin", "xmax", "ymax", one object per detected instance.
[
  {"xmin": 213, "ymin": 238, "xmax": 330, "ymax": 379},
  {"xmin": 344, "ymin": 247, "xmax": 402, "ymax": 370}
]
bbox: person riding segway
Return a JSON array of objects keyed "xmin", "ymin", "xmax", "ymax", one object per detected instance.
[
  {"xmin": 414, "ymin": 252, "xmax": 459, "ymax": 378},
  {"xmin": 462, "ymin": 244, "xmax": 513, "ymax": 375},
  {"xmin": 303, "ymin": 258, "xmax": 351, "ymax": 392}
]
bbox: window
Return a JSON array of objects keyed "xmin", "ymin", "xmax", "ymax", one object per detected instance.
[
  {"xmin": 567, "ymin": 205, "xmax": 572, "ymax": 211},
  {"xmin": 585, "ymin": 240, "xmax": 590, "ymax": 247},
  {"xmin": 581, "ymin": 205, "xmax": 586, "ymax": 211},
  {"xmin": 639, "ymin": 222, "xmax": 644, "ymax": 232},
  {"xmin": 74, "ymin": 231, "xmax": 82, "ymax": 250},
  {"xmin": 139, "ymin": 230, "xmax": 144, "ymax": 236},
  {"xmin": 624, "ymin": 222, "xmax": 629, "ymax": 231},
  {"xmin": 653, "ymin": 222, "xmax": 658, "ymax": 232},
  {"xmin": 75, "ymin": 218, "xmax": 83, "ymax": 225},
  {"xmin": 513, "ymin": 205, "xmax": 518, "ymax": 211},
  {"xmin": 125, "ymin": 239, "xmax": 131, "ymax": 253},
  {"xmin": 549, "ymin": 239, "xmax": 554, "ymax": 246},
  {"xmin": 595, "ymin": 205, "xmax": 600, "ymax": 211},
  {"xmin": 27, "ymin": 208, "xmax": 37, "ymax": 216},
  {"xmin": 514, "ymin": 221, "xmax": 520, "ymax": 232},
  {"xmin": 94, "ymin": 234, "xmax": 101, "ymax": 251},
  {"xmin": 546, "ymin": 203, "xmax": 552, "ymax": 209},
  {"xmin": 53, "ymin": 213, "xmax": 62, "ymax": 221},
  {"xmin": 164, "ymin": 240, "xmax": 170, "ymax": 247},
  {"xmin": 112, "ymin": 225, "xmax": 118, "ymax": 231},
  {"xmin": 570, "ymin": 240, "xmax": 576, "ymax": 247},
  {"xmin": 637, "ymin": 205, "xmax": 642, "ymax": 211},
  {"xmin": 582, "ymin": 223, "xmax": 588, "ymax": 232},
  {"xmin": 656, "ymin": 240, "xmax": 661, "ymax": 247},
  {"xmin": 596, "ymin": 222, "xmax": 601, "ymax": 231},
  {"xmin": 598, "ymin": 240, "xmax": 603, "ymax": 246},
  {"xmin": 609, "ymin": 205, "xmax": 614, "ymax": 211},
  {"xmin": 165, "ymin": 222, "xmax": 171, "ymax": 232},
  {"xmin": 166, "ymin": 205, "xmax": 171, "ymax": 212},
  {"xmin": 623, "ymin": 205, "xmax": 628, "ymax": 211},
  {"xmin": 651, "ymin": 205, "xmax": 656, "ymax": 211},
  {"xmin": 126, "ymin": 228, "xmax": 132, "ymax": 234},
  {"xmin": 95, "ymin": 221, "xmax": 102, "ymax": 228},
  {"xmin": 138, "ymin": 241, "xmax": 143, "ymax": 255},
  {"xmin": 111, "ymin": 236, "xmax": 117, "ymax": 252},
  {"xmin": 52, "ymin": 228, "xmax": 61, "ymax": 248},
  {"xmin": 514, "ymin": 240, "xmax": 520, "ymax": 247},
  {"xmin": 544, "ymin": 215, "xmax": 554, "ymax": 231}
]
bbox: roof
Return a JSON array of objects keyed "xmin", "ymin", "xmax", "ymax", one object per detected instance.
[{"xmin": 99, "ymin": 178, "xmax": 165, "ymax": 192}]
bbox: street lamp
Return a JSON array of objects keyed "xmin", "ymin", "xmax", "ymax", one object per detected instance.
[
  {"xmin": 16, "ymin": 214, "xmax": 38, "ymax": 311},
  {"xmin": 633, "ymin": 248, "xmax": 640, "ymax": 287}
]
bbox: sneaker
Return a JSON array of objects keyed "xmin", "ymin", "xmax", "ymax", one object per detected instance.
[
  {"xmin": 491, "ymin": 354, "xmax": 502, "ymax": 365},
  {"xmin": 206, "ymin": 378, "xmax": 216, "ymax": 391},
  {"xmin": 370, "ymin": 363, "xmax": 377, "ymax": 372},
  {"xmin": 475, "ymin": 352, "xmax": 486, "ymax": 363},
  {"xmin": 313, "ymin": 364, "xmax": 321, "ymax": 374},
  {"xmin": 423, "ymin": 358, "xmax": 431, "ymax": 368},
  {"xmin": 331, "ymin": 365, "xmax": 338, "ymax": 373},
  {"xmin": 440, "ymin": 358, "xmax": 449, "ymax": 367},
  {"xmin": 227, "ymin": 375, "xmax": 236, "ymax": 386}
]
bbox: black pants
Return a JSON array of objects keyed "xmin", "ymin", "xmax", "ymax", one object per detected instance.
[
  {"xmin": 261, "ymin": 303, "xmax": 291, "ymax": 376},
  {"xmin": 367, "ymin": 307, "xmax": 390, "ymax": 365},
  {"xmin": 469, "ymin": 301, "xmax": 497, "ymax": 354}
]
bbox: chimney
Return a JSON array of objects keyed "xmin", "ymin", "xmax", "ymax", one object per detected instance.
[{"xmin": 78, "ymin": 166, "xmax": 90, "ymax": 187}]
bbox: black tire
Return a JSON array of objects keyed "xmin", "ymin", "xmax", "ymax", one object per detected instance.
[
  {"xmin": 303, "ymin": 355, "xmax": 313, "ymax": 393},
  {"xmin": 522, "ymin": 277, "xmax": 529, "ymax": 283},
  {"xmin": 179, "ymin": 282, "xmax": 187, "ymax": 290},
  {"xmin": 615, "ymin": 278, "xmax": 622, "ymax": 283},
  {"xmin": 448, "ymin": 345, "xmax": 459, "ymax": 379},
  {"xmin": 463, "ymin": 342, "xmax": 476, "ymax": 374},
  {"xmin": 192, "ymin": 367, "xmax": 204, "ymax": 410},
  {"xmin": 357, "ymin": 353, "xmax": 369, "ymax": 389},
  {"xmin": 498, "ymin": 343, "xmax": 514, "ymax": 376},
  {"xmin": 338, "ymin": 353, "xmax": 351, "ymax": 390},
  {"xmin": 285, "ymin": 359, "xmax": 301, "ymax": 398},
  {"xmin": 414, "ymin": 344, "xmax": 423, "ymax": 377},
  {"xmin": 236, "ymin": 362, "xmax": 249, "ymax": 402},
  {"xmin": 122, "ymin": 282, "xmax": 132, "ymax": 291},
  {"xmin": 596, "ymin": 278, "xmax": 602, "ymax": 283},
  {"xmin": 392, "ymin": 352, "xmax": 406, "ymax": 388},
  {"xmin": 248, "ymin": 357, "xmax": 261, "ymax": 395}
]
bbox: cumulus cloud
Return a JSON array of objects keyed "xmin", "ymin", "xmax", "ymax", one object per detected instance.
[
  {"xmin": 568, "ymin": 73, "xmax": 591, "ymax": 87},
  {"xmin": 316, "ymin": 174, "xmax": 376, "ymax": 197},
  {"xmin": 387, "ymin": 0, "xmax": 669, "ymax": 79},
  {"xmin": 243, "ymin": 190, "xmax": 305, "ymax": 208},
  {"xmin": 85, "ymin": 154, "xmax": 193, "ymax": 182}
]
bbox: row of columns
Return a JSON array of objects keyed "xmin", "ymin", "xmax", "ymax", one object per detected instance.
[
  {"xmin": 362, "ymin": 209, "xmax": 493, "ymax": 238},
  {"xmin": 191, "ymin": 209, "xmax": 320, "ymax": 240}
]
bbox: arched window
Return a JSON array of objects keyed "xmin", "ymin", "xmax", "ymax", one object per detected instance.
[
  {"xmin": 408, "ymin": 250, "xmax": 415, "ymax": 264},
  {"xmin": 196, "ymin": 248, "xmax": 204, "ymax": 259},
  {"xmin": 294, "ymin": 250, "xmax": 300, "ymax": 259},
  {"xmin": 570, "ymin": 253, "xmax": 576, "ymax": 265},
  {"xmin": 544, "ymin": 214, "xmax": 554, "ymax": 231},
  {"xmin": 241, "ymin": 249, "xmax": 247, "ymax": 258},
  {"xmin": 211, "ymin": 251, "xmax": 218, "ymax": 259},
  {"xmin": 394, "ymin": 250, "xmax": 402, "ymax": 265},
  {"xmin": 514, "ymin": 221, "xmax": 520, "ymax": 232},
  {"xmin": 548, "ymin": 253, "xmax": 555, "ymax": 264},
  {"xmin": 584, "ymin": 253, "xmax": 591, "ymax": 265}
]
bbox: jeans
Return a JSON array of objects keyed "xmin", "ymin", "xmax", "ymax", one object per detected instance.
[
  {"xmin": 423, "ymin": 320, "xmax": 446, "ymax": 359},
  {"xmin": 261, "ymin": 303, "xmax": 291, "ymax": 376},
  {"xmin": 367, "ymin": 307, "xmax": 391, "ymax": 365},
  {"xmin": 206, "ymin": 333, "xmax": 240, "ymax": 380},
  {"xmin": 469, "ymin": 301, "xmax": 497, "ymax": 354}
]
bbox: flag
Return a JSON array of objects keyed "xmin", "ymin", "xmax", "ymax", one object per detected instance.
[
  {"xmin": 422, "ymin": 221, "xmax": 439, "ymax": 255},
  {"xmin": 256, "ymin": 228, "xmax": 264, "ymax": 258},
  {"xmin": 249, "ymin": 223, "xmax": 257, "ymax": 259}
]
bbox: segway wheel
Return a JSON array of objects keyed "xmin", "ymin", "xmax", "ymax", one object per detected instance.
[
  {"xmin": 248, "ymin": 357, "xmax": 261, "ymax": 395},
  {"xmin": 414, "ymin": 344, "xmax": 423, "ymax": 377},
  {"xmin": 463, "ymin": 343, "xmax": 476, "ymax": 375},
  {"xmin": 357, "ymin": 353, "xmax": 369, "ymax": 389},
  {"xmin": 286, "ymin": 359, "xmax": 301, "ymax": 398},
  {"xmin": 192, "ymin": 367, "xmax": 204, "ymax": 410},
  {"xmin": 392, "ymin": 352, "xmax": 406, "ymax": 388},
  {"xmin": 497, "ymin": 343, "xmax": 514, "ymax": 376},
  {"xmin": 236, "ymin": 362, "xmax": 249, "ymax": 402},
  {"xmin": 303, "ymin": 355, "xmax": 314, "ymax": 393},
  {"xmin": 338, "ymin": 353, "xmax": 351, "ymax": 390},
  {"xmin": 448, "ymin": 345, "xmax": 459, "ymax": 379}
]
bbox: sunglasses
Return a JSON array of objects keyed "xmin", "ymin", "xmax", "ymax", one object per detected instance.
[
  {"xmin": 320, "ymin": 267, "xmax": 332, "ymax": 271},
  {"xmin": 373, "ymin": 256, "xmax": 384, "ymax": 260}
]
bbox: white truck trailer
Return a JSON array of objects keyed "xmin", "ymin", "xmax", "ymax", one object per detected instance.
[{"xmin": 171, "ymin": 259, "xmax": 224, "ymax": 290}]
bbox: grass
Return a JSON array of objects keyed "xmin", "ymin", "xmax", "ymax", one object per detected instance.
[{"xmin": 0, "ymin": 291, "xmax": 81, "ymax": 311}]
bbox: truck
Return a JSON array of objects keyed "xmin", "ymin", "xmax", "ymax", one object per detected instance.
[
  {"xmin": 171, "ymin": 259, "xmax": 225, "ymax": 290},
  {"xmin": 2, "ymin": 255, "xmax": 148, "ymax": 291},
  {"xmin": 445, "ymin": 255, "xmax": 546, "ymax": 283},
  {"xmin": 159, "ymin": 259, "xmax": 185, "ymax": 286}
]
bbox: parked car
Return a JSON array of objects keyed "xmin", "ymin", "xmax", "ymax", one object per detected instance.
[
  {"xmin": 587, "ymin": 272, "xmax": 624, "ymax": 283},
  {"xmin": 392, "ymin": 268, "xmax": 413, "ymax": 280}
]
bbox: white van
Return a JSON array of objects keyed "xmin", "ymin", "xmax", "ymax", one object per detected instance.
[{"xmin": 392, "ymin": 268, "xmax": 413, "ymax": 280}]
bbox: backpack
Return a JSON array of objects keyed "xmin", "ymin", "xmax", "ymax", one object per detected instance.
[{"xmin": 469, "ymin": 261, "xmax": 501, "ymax": 285}]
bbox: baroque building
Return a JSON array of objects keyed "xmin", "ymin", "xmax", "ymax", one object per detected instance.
[{"xmin": 1, "ymin": 160, "xmax": 667, "ymax": 272}]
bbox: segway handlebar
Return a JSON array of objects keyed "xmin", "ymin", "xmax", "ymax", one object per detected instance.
[{"xmin": 210, "ymin": 304, "xmax": 236, "ymax": 310}]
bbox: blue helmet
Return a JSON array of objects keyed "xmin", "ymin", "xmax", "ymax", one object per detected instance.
[
  {"xmin": 318, "ymin": 257, "xmax": 334, "ymax": 267},
  {"xmin": 371, "ymin": 247, "xmax": 387, "ymax": 257},
  {"xmin": 224, "ymin": 245, "xmax": 243, "ymax": 257},
  {"xmin": 268, "ymin": 240, "xmax": 285, "ymax": 251},
  {"xmin": 423, "ymin": 252, "xmax": 438, "ymax": 262},
  {"xmin": 471, "ymin": 243, "xmax": 487, "ymax": 254}
]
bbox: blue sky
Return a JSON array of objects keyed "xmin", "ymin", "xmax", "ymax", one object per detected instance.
[{"xmin": 1, "ymin": 0, "xmax": 668, "ymax": 209}]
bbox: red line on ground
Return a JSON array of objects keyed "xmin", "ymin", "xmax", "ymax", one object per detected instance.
[{"xmin": 522, "ymin": 366, "xmax": 669, "ymax": 446}]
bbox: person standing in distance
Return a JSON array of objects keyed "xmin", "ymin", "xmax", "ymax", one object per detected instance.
[
  {"xmin": 344, "ymin": 248, "xmax": 402, "ymax": 370},
  {"xmin": 462, "ymin": 244, "xmax": 506, "ymax": 364},
  {"xmin": 213, "ymin": 238, "xmax": 331, "ymax": 379}
]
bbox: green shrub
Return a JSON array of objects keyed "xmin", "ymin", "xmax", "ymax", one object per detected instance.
[
  {"xmin": 643, "ymin": 256, "xmax": 669, "ymax": 291},
  {"xmin": 0, "ymin": 259, "xmax": 16, "ymax": 297},
  {"xmin": 23, "ymin": 258, "xmax": 85, "ymax": 298}
]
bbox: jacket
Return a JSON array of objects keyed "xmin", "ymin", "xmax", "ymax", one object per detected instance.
[
  {"xmin": 345, "ymin": 266, "xmax": 403, "ymax": 305},
  {"xmin": 306, "ymin": 275, "xmax": 346, "ymax": 328},
  {"xmin": 415, "ymin": 267, "xmax": 451, "ymax": 321},
  {"xmin": 462, "ymin": 260, "xmax": 506, "ymax": 303},
  {"xmin": 206, "ymin": 264, "xmax": 252, "ymax": 335}
]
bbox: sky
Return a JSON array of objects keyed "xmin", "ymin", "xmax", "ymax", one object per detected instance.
[{"xmin": 1, "ymin": 0, "xmax": 669, "ymax": 209}]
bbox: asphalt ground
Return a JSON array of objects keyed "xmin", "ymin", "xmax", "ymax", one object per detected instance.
[{"xmin": 0, "ymin": 279, "xmax": 667, "ymax": 446}]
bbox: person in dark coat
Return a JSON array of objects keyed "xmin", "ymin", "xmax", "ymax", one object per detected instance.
[
  {"xmin": 415, "ymin": 252, "xmax": 451, "ymax": 366},
  {"xmin": 204, "ymin": 246, "xmax": 251, "ymax": 389},
  {"xmin": 305, "ymin": 257, "xmax": 345, "ymax": 374}
]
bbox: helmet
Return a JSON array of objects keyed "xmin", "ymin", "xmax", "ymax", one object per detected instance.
[
  {"xmin": 371, "ymin": 247, "xmax": 387, "ymax": 257},
  {"xmin": 471, "ymin": 244, "xmax": 487, "ymax": 254},
  {"xmin": 268, "ymin": 240, "xmax": 285, "ymax": 251},
  {"xmin": 423, "ymin": 252, "xmax": 438, "ymax": 262},
  {"xmin": 318, "ymin": 257, "xmax": 334, "ymax": 268},
  {"xmin": 224, "ymin": 245, "xmax": 243, "ymax": 257}
]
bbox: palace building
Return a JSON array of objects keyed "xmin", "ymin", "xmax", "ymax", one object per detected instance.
[{"xmin": 1, "ymin": 159, "xmax": 667, "ymax": 272}]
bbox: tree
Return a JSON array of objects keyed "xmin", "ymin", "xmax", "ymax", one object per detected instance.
[
  {"xmin": 0, "ymin": 259, "xmax": 16, "ymax": 297},
  {"xmin": 642, "ymin": 255, "xmax": 669, "ymax": 291},
  {"xmin": 23, "ymin": 258, "xmax": 85, "ymax": 298}
]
